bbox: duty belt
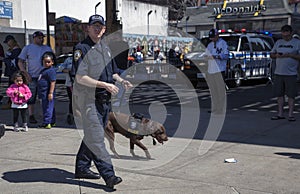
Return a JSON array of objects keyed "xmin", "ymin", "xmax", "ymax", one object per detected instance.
[{"xmin": 95, "ymin": 93, "xmax": 111, "ymax": 104}]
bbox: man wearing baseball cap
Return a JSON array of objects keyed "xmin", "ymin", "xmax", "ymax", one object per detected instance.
[
  {"xmin": 205, "ymin": 28, "xmax": 229, "ymax": 114},
  {"xmin": 18, "ymin": 31, "xmax": 52, "ymax": 124},
  {"xmin": 270, "ymin": 25, "xmax": 300, "ymax": 121},
  {"xmin": 32, "ymin": 31, "xmax": 45, "ymax": 38},
  {"xmin": 72, "ymin": 14, "xmax": 132, "ymax": 189}
]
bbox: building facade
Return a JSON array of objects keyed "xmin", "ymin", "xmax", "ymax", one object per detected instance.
[
  {"xmin": 180, "ymin": 0, "xmax": 300, "ymax": 39},
  {"xmin": 122, "ymin": 0, "xmax": 168, "ymax": 36},
  {"xmin": 0, "ymin": 0, "xmax": 106, "ymax": 50}
]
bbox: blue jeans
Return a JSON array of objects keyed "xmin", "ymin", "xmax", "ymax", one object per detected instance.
[
  {"xmin": 28, "ymin": 78, "xmax": 38, "ymax": 105},
  {"xmin": 41, "ymin": 97, "xmax": 56, "ymax": 124}
]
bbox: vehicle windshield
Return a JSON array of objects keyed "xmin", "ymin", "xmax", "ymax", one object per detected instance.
[
  {"xmin": 200, "ymin": 36, "xmax": 239, "ymax": 51},
  {"xmin": 191, "ymin": 40, "xmax": 206, "ymax": 52},
  {"xmin": 249, "ymin": 36, "xmax": 273, "ymax": 51},
  {"xmin": 220, "ymin": 36, "xmax": 239, "ymax": 51}
]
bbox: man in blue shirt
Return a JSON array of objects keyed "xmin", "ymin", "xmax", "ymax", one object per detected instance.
[{"xmin": 18, "ymin": 31, "xmax": 53, "ymax": 124}]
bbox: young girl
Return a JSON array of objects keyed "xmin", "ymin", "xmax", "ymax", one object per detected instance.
[
  {"xmin": 38, "ymin": 52, "xmax": 56, "ymax": 129},
  {"xmin": 6, "ymin": 71, "xmax": 32, "ymax": 132}
]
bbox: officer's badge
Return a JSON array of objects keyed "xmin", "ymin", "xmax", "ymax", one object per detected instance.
[{"xmin": 74, "ymin": 50, "xmax": 82, "ymax": 62}]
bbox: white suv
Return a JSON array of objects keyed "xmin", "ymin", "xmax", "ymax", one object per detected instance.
[{"xmin": 184, "ymin": 31, "xmax": 275, "ymax": 87}]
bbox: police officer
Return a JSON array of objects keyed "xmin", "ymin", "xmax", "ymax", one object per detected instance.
[{"xmin": 72, "ymin": 14, "xmax": 132, "ymax": 189}]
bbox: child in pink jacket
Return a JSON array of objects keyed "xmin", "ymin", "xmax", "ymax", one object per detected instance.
[{"xmin": 6, "ymin": 71, "xmax": 32, "ymax": 132}]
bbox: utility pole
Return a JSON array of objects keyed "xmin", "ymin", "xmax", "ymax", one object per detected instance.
[
  {"xmin": 185, "ymin": 16, "xmax": 190, "ymax": 33},
  {"xmin": 95, "ymin": 2, "xmax": 101, "ymax": 15},
  {"xmin": 45, "ymin": 0, "xmax": 50, "ymax": 47},
  {"xmin": 105, "ymin": 0, "xmax": 121, "ymax": 34},
  {"xmin": 147, "ymin": 10, "xmax": 153, "ymax": 35}
]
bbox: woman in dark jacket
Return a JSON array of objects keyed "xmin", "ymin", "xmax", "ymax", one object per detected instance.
[{"xmin": 3, "ymin": 35, "xmax": 22, "ymax": 86}]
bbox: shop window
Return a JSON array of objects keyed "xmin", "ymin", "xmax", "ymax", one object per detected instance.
[{"xmin": 222, "ymin": 36, "xmax": 239, "ymax": 51}]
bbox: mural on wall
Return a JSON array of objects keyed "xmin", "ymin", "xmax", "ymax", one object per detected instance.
[
  {"xmin": 289, "ymin": 0, "xmax": 300, "ymax": 4},
  {"xmin": 289, "ymin": 0, "xmax": 300, "ymax": 13},
  {"xmin": 123, "ymin": 33, "xmax": 195, "ymax": 54}
]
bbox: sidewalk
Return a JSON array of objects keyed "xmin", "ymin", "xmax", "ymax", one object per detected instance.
[{"xmin": 0, "ymin": 82, "xmax": 300, "ymax": 193}]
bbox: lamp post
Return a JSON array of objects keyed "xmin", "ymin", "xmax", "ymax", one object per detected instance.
[
  {"xmin": 185, "ymin": 16, "xmax": 190, "ymax": 33},
  {"xmin": 95, "ymin": 2, "xmax": 101, "ymax": 15},
  {"xmin": 45, "ymin": 0, "xmax": 50, "ymax": 47},
  {"xmin": 147, "ymin": 10, "xmax": 153, "ymax": 36}
]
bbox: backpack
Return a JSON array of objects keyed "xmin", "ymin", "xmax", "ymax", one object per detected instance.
[
  {"xmin": 3, "ymin": 48, "xmax": 21, "ymax": 77},
  {"xmin": 3, "ymin": 58, "xmax": 18, "ymax": 77}
]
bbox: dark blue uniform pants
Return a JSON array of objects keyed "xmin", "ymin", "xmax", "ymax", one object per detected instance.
[{"xmin": 75, "ymin": 100, "xmax": 114, "ymax": 181}]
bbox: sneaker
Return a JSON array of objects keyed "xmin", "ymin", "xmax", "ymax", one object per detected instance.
[
  {"xmin": 51, "ymin": 123, "xmax": 56, "ymax": 127},
  {"xmin": 29, "ymin": 115, "xmax": 38, "ymax": 124},
  {"xmin": 38, "ymin": 124, "xmax": 51, "ymax": 129},
  {"xmin": 45, "ymin": 124, "xmax": 51, "ymax": 129},
  {"xmin": 13, "ymin": 123, "xmax": 19, "ymax": 132},
  {"xmin": 22, "ymin": 123, "xmax": 28, "ymax": 132}
]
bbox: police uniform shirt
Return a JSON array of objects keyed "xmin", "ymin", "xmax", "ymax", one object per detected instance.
[
  {"xmin": 73, "ymin": 36, "xmax": 121, "ymax": 98},
  {"xmin": 72, "ymin": 36, "xmax": 96, "ymax": 76}
]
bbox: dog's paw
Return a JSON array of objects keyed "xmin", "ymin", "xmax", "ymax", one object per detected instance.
[{"xmin": 130, "ymin": 150, "xmax": 137, "ymax": 157}]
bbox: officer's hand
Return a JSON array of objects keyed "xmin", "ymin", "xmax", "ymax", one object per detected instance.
[
  {"xmin": 276, "ymin": 53, "xmax": 285, "ymax": 58},
  {"xmin": 122, "ymin": 80, "xmax": 133, "ymax": 90},
  {"xmin": 105, "ymin": 83, "xmax": 119, "ymax": 96},
  {"xmin": 204, "ymin": 55, "xmax": 214, "ymax": 60}
]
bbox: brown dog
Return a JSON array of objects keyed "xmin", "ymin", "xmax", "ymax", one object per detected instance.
[{"xmin": 105, "ymin": 112, "xmax": 168, "ymax": 159}]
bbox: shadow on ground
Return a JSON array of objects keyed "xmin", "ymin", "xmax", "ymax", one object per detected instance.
[{"xmin": 1, "ymin": 168, "xmax": 114, "ymax": 192}]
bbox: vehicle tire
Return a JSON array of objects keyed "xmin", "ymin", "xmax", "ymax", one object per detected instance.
[{"xmin": 227, "ymin": 69, "xmax": 242, "ymax": 88}]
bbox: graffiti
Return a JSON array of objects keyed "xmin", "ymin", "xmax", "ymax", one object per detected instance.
[{"xmin": 123, "ymin": 33, "xmax": 195, "ymax": 54}]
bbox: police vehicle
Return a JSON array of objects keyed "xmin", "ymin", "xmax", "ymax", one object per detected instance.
[
  {"xmin": 55, "ymin": 53, "xmax": 73, "ymax": 82},
  {"xmin": 183, "ymin": 30, "xmax": 274, "ymax": 87}
]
